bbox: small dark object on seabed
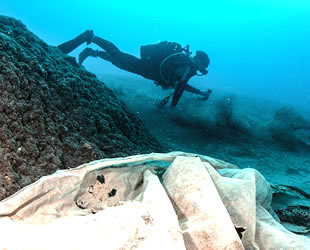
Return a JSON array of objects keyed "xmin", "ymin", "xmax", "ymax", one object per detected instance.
[
  {"xmin": 108, "ymin": 189, "xmax": 117, "ymax": 197},
  {"xmin": 235, "ymin": 227, "xmax": 246, "ymax": 239},
  {"xmin": 96, "ymin": 175, "xmax": 105, "ymax": 184}
]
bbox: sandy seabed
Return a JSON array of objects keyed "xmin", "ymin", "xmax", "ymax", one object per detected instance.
[{"xmin": 99, "ymin": 74, "xmax": 310, "ymax": 193}]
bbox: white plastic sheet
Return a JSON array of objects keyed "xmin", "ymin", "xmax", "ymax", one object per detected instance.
[{"xmin": 0, "ymin": 152, "xmax": 309, "ymax": 249}]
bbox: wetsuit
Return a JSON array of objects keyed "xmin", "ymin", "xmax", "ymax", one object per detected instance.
[{"xmin": 58, "ymin": 34, "xmax": 206, "ymax": 107}]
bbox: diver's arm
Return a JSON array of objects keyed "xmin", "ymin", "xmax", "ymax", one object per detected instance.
[
  {"xmin": 175, "ymin": 65, "xmax": 211, "ymax": 97},
  {"xmin": 171, "ymin": 83, "xmax": 212, "ymax": 106},
  {"xmin": 184, "ymin": 84, "xmax": 212, "ymax": 97},
  {"xmin": 171, "ymin": 64, "xmax": 212, "ymax": 106},
  {"xmin": 171, "ymin": 81, "xmax": 186, "ymax": 107}
]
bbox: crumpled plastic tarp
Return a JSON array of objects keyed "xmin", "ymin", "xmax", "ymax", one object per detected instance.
[{"xmin": 0, "ymin": 152, "xmax": 309, "ymax": 249}]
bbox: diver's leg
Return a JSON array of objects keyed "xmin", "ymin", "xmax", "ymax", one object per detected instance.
[
  {"xmin": 96, "ymin": 51, "xmax": 113, "ymax": 61},
  {"xmin": 109, "ymin": 53, "xmax": 147, "ymax": 76},
  {"xmin": 92, "ymin": 36, "xmax": 121, "ymax": 55},
  {"xmin": 171, "ymin": 82, "xmax": 186, "ymax": 107},
  {"xmin": 91, "ymin": 36, "xmax": 152, "ymax": 78},
  {"xmin": 57, "ymin": 30, "xmax": 94, "ymax": 54},
  {"xmin": 79, "ymin": 48, "xmax": 112, "ymax": 65}
]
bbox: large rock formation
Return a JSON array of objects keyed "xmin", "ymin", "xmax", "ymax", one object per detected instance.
[{"xmin": 0, "ymin": 15, "xmax": 163, "ymax": 200}]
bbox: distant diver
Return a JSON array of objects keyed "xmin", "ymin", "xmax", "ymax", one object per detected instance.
[{"xmin": 57, "ymin": 30, "xmax": 212, "ymax": 107}]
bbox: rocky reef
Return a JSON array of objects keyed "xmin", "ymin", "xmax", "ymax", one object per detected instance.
[{"xmin": 0, "ymin": 15, "xmax": 163, "ymax": 200}]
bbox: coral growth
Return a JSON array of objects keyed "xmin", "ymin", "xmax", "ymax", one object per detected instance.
[{"xmin": 0, "ymin": 15, "xmax": 163, "ymax": 200}]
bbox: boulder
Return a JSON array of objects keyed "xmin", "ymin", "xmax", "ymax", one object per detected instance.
[{"xmin": 0, "ymin": 15, "xmax": 163, "ymax": 200}]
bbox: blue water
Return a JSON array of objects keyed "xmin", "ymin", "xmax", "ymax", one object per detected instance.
[{"xmin": 2, "ymin": 0, "xmax": 310, "ymax": 111}]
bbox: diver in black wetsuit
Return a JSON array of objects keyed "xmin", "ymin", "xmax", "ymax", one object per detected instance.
[{"xmin": 57, "ymin": 30, "xmax": 212, "ymax": 107}]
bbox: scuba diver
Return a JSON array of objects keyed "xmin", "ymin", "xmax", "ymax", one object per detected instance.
[{"xmin": 57, "ymin": 30, "xmax": 212, "ymax": 107}]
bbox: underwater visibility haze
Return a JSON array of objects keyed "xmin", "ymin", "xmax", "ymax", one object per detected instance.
[
  {"xmin": 1, "ymin": 1, "xmax": 310, "ymax": 191},
  {"xmin": 1, "ymin": 1, "xmax": 310, "ymax": 237},
  {"xmin": 2, "ymin": 0, "xmax": 310, "ymax": 110}
]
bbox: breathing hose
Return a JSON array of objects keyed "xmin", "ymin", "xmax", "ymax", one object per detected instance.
[{"xmin": 159, "ymin": 52, "xmax": 185, "ymax": 83}]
